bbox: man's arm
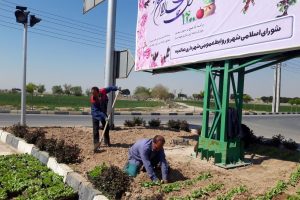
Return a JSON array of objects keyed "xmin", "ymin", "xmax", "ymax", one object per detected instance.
[
  {"xmin": 99, "ymin": 86, "xmax": 118, "ymax": 95},
  {"xmin": 159, "ymin": 150, "xmax": 169, "ymax": 181},
  {"xmin": 139, "ymin": 148, "xmax": 159, "ymax": 181}
]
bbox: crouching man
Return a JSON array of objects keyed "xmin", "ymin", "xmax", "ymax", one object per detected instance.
[{"xmin": 124, "ymin": 135, "xmax": 169, "ymax": 183}]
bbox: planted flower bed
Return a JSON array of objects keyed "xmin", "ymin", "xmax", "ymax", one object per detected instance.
[
  {"xmin": 2, "ymin": 124, "xmax": 300, "ymax": 200},
  {"xmin": 4, "ymin": 124, "xmax": 82, "ymax": 164},
  {"xmin": 0, "ymin": 154, "xmax": 78, "ymax": 200}
]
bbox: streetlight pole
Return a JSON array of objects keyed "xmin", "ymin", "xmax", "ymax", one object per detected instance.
[
  {"xmin": 105, "ymin": 0, "xmax": 117, "ymax": 128},
  {"xmin": 15, "ymin": 6, "xmax": 41, "ymax": 125},
  {"xmin": 275, "ymin": 63, "xmax": 281, "ymax": 113},
  {"xmin": 21, "ymin": 23, "xmax": 28, "ymax": 125}
]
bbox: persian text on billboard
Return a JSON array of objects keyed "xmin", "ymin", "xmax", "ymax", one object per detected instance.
[{"xmin": 135, "ymin": 0, "xmax": 300, "ymax": 71}]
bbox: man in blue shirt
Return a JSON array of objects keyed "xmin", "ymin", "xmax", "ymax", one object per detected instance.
[
  {"xmin": 124, "ymin": 135, "xmax": 169, "ymax": 183},
  {"xmin": 90, "ymin": 86, "xmax": 119, "ymax": 152}
]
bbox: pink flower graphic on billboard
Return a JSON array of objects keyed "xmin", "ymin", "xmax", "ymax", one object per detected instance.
[
  {"xmin": 143, "ymin": 48, "xmax": 151, "ymax": 59},
  {"xmin": 139, "ymin": 0, "xmax": 145, "ymax": 9},
  {"xmin": 140, "ymin": 13, "xmax": 148, "ymax": 27}
]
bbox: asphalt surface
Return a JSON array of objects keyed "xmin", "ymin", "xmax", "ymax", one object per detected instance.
[{"xmin": 0, "ymin": 113, "xmax": 299, "ymax": 142}]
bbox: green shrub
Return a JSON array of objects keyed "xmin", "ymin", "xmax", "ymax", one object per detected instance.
[
  {"xmin": 89, "ymin": 165, "xmax": 131, "ymax": 200},
  {"xmin": 35, "ymin": 137, "xmax": 47, "ymax": 151},
  {"xmin": 133, "ymin": 117, "xmax": 145, "ymax": 126},
  {"xmin": 24, "ymin": 128, "xmax": 46, "ymax": 144},
  {"xmin": 56, "ymin": 143, "xmax": 82, "ymax": 164},
  {"xmin": 167, "ymin": 120, "xmax": 180, "ymax": 130},
  {"xmin": 283, "ymin": 139, "xmax": 299, "ymax": 151},
  {"xmin": 179, "ymin": 120, "xmax": 190, "ymax": 132},
  {"xmin": 240, "ymin": 124, "xmax": 264, "ymax": 148},
  {"xmin": 10, "ymin": 123, "xmax": 28, "ymax": 138},
  {"xmin": 44, "ymin": 138, "xmax": 58, "ymax": 155},
  {"xmin": 124, "ymin": 120, "xmax": 135, "ymax": 127},
  {"xmin": 269, "ymin": 134, "xmax": 285, "ymax": 147},
  {"xmin": 148, "ymin": 118, "xmax": 161, "ymax": 128},
  {"xmin": 87, "ymin": 163, "xmax": 108, "ymax": 182},
  {"xmin": 35, "ymin": 137, "xmax": 81, "ymax": 164}
]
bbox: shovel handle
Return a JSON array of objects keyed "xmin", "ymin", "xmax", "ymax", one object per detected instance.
[{"xmin": 99, "ymin": 90, "xmax": 120, "ymax": 145}]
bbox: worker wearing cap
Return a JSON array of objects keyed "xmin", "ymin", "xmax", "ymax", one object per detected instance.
[
  {"xmin": 124, "ymin": 135, "xmax": 169, "ymax": 183},
  {"xmin": 90, "ymin": 86, "xmax": 119, "ymax": 152}
]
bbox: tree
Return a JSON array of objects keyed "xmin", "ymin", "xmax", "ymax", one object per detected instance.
[
  {"xmin": 37, "ymin": 84, "xmax": 46, "ymax": 94},
  {"xmin": 192, "ymin": 94, "xmax": 200, "ymax": 100},
  {"xmin": 52, "ymin": 85, "xmax": 63, "ymax": 95},
  {"xmin": 26, "ymin": 83, "xmax": 37, "ymax": 95},
  {"xmin": 63, "ymin": 84, "xmax": 72, "ymax": 95},
  {"xmin": 193, "ymin": 91, "xmax": 205, "ymax": 100},
  {"xmin": 243, "ymin": 94, "xmax": 253, "ymax": 103},
  {"xmin": 70, "ymin": 86, "xmax": 83, "ymax": 96},
  {"xmin": 151, "ymin": 84, "xmax": 169, "ymax": 100},
  {"xmin": 168, "ymin": 93, "xmax": 175, "ymax": 100},
  {"xmin": 134, "ymin": 86, "xmax": 151, "ymax": 100},
  {"xmin": 199, "ymin": 91, "xmax": 205, "ymax": 99},
  {"xmin": 26, "ymin": 83, "xmax": 37, "ymax": 110},
  {"xmin": 288, "ymin": 99, "xmax": 295, "ymax": 106},
  {"xmin": 85, "ymin": 88, "xmax": 91, "ymax": 96}
]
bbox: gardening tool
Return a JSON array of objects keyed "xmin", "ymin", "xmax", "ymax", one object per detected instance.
[{"xmin": 97, "ymin": 89, "xmax": 120, "ymax": 149}]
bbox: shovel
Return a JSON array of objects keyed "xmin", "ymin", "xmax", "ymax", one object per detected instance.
[{"xmin": 97, "ymin": 90, "xmax": 120, "ymax": 149}]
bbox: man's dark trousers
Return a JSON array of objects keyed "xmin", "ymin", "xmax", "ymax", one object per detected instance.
[{"xmin": 92, "ymin": 118, "xmax": 110, "ymax": 145}]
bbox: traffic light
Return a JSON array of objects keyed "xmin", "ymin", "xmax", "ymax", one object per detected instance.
[
  {"xmin": 14, "ymin": 6, "xmax": 30, "ymax": 25},
  {"xmin": 29, "ymin": 15, "xmax": 41, "ymax": 27}
]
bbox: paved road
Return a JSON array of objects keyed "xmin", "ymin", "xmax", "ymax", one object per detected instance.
[{"xmin": 0, "ymin": 113, "xmax": 299, "ymax": 142}]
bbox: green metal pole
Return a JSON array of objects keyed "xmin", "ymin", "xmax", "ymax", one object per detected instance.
[
  {"xmin": 220, "ymin": 61, "xmax": 231, "ymax": 142},
  {"xmin": 217, "ymin": 71, "xmax": 224, "ymax": 140},
  {"xmin": 237, "ymin": 68, "xmax": 245, "ymax": 124},
  {"xmin": 201, "ymin": 63, "xmax": 212, "ymax": 138}
]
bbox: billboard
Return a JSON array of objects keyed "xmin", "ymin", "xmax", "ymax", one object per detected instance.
[
  {"xmin": 83, "ymin": 0, "xmax": 104, "ymax": 14},
  {"xmin": 135, "ymin": 0, "xmax": 300, "ymax": 71}
]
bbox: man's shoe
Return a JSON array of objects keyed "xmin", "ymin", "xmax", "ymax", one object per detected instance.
[
  {"xmin": 103, "ymin": 143, "xmax": 111, "ymax": 147},
  {"xmin": 93, "ymin": 143, "xmax": 100, "ymax": 151},
  {"xmin": 141, "ymin": 166, "xmax": 146, "ymax": 172},
  {"xmin": 94, "ymin": 147, "xmax": 102, "ymax": 153}
]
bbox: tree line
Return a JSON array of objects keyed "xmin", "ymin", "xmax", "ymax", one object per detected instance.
[
  {"xmin": 1, "ymin": 83, "xmax": 299, "ymax": 104},
  {"xmin": 3, "ymin": 83, "xmax": 88, "ymax": 97}
]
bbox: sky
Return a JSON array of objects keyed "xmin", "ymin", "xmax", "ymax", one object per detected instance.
[{"xmin": 0, "ymin": 0, "xmax": 300, "ymax": 98}]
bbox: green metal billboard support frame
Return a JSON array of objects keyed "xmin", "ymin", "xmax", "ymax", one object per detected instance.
[{"xmin": 196, "ymin": 51, "xmax": 300, "ymax": 168}]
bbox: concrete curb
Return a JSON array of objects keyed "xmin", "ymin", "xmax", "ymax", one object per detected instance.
[
  {"xmin": 1, "ymin": 109, "xmax": 300, "ymax": 116},
  {"xmin": 0, "ymin": 129, "xmax": 109, "ymax": 200}
]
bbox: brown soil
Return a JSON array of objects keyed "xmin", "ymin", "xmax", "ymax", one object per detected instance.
[{"xmin": 37, "ymin": 127, "xmax": 299, "ymax": 200}]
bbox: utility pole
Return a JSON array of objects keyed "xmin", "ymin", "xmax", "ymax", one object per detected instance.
[
  {"xmin": 21, "ymin": 23, "xmax": 28, "ymax": 125},
  {"xmin": 15, "ymin": 6, "xmax": 41, "ymax": 125},
  {"xmin": 276, "ymin": 63, "xmax": 281, "ymax": 113},
  {"xmin": 105, "ymin": 0, "xmax": 117, "ymax": 128},
  {"xmin": 272, "ymin": 63, "xmax": 281, "ymax": 113}
]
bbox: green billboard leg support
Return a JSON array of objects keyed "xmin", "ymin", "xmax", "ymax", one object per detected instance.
[{"xmin": 198, "ymin": 61, "xmax": 250, "ymax": 169}]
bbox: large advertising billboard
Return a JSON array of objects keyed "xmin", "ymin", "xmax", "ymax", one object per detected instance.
[{"xmin": 135, "ymin": 0, "xmax": 300, "ymax": 71}]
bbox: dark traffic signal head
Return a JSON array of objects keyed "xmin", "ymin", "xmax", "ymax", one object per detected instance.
[
  {"xmin": 15, "ymin": 9, "xmax": 30, "ymax": 24},
  {"xmin": 16, "ymin": 6, "xmax": 27, "ymax": 11},
  {"xmin": 29, "ymin": 15, "xmax": 41, "ymax": 27}
]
